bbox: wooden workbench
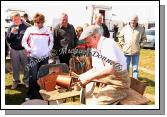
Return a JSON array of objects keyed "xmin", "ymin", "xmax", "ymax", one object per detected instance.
[{"xmin": 40, "ymin": 89, "xmax": 80, "ymax": 101}]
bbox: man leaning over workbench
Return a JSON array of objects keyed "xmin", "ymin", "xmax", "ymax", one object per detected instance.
[{"xmin": 78, "ymin": 25, "xmax": 130, "ymax": 105}]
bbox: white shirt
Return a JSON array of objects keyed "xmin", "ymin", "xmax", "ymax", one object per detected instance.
[{"xmin": 91, "ymin": 36, "xmax": 127, "ymax": 71}]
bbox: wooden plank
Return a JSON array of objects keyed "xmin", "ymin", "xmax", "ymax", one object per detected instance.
[
  {"xmin": 40, "ymin": 89, "xmax": 80, "ymax": 101},
  {"xmin": 119, "ymin": 88, "xmax": 150, "ymax": 105},
  {"xmin": 130, "ymin": 77, "xmax": 147, "ymax": 95},
  {"xmin": 39, "ymin": 78, "xmax": 149, "ymax": 105}
]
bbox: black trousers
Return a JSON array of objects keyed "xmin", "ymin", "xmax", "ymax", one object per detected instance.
[{"xmin": 27, "ymin": 57, "xmax": 49, "ymax": 99}]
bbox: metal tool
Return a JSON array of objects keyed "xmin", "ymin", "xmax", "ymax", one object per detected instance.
[{"xmin": 80, "ymin": 85, "xmax": 86, "ymax": 104}]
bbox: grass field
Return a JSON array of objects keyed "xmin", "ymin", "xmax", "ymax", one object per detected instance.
[
  {"xmin": 5, "ymin": 48, "xmax": 155, "ymax": 105},
  {"xmin": 140, "ymin": 48, "xmax": 155, "ymax": 104},
  {"xmin": 129, "ymin": 48, "xmax": 155, "ymax": 104}
]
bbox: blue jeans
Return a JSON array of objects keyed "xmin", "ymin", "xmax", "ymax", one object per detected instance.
[
  {"xmin": 125, "ymin": 55, "xmax": 139, "ymax": 79},
  {"xmin": 27, "ymin": 56, "xmax": 49, "ymax": 99}
]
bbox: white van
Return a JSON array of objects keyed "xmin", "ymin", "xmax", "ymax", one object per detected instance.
[{"xmin": 142, "ymin": 28, "xmax": 155, "ymax": 49}]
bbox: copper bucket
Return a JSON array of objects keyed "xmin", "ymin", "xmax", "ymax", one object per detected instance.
[{"xmin": 55, "ymin": 74, "xmax": 72, "ymax": 89}]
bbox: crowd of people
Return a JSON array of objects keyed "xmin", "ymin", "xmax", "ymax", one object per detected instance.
[{"xmin": 5, "ymin": 11, "xmax": 147, "ymax": 104}]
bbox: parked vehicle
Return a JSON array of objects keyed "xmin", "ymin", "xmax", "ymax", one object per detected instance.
[
  {"xmin": 141, "ymin": 28, "xmax": 155, "ymax": 49},
  {"xmin": 109, "ymin": 30, "xmax": 114, "ymax": 38}
]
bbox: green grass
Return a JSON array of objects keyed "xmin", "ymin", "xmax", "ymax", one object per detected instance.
[
  {"xmin": 5, "ymin": 73, "xmax": 28, "ymax": 105},
  {"xmin": 5, "ymin": 49, "xmax": 155, "ymax": 105},
  {"xmin": 129, "ymin": 48, "xmax": 155, "ymax": 104},
  {"xmin": 138, "ymin": 71, "xmax": 155, "ymax": 105},
  {"xmin": 139, "ymin": 49, "xmax": 155, "ymax": 105},
  {"xmin": 139, "ymin": 48, "xmax": 155, "ymax": 71}
]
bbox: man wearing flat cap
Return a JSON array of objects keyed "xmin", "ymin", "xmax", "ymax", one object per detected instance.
[{"xmin": 78, "ymin": 25, "xmax": 130, "ymax": 105}]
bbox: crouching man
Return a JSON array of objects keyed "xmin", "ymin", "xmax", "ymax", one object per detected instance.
[{"xmin": 78, "ymin": 25, "xmax": 130, "ymax": 105}]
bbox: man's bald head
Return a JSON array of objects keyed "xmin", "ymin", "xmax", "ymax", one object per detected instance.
[
  {"xmin": 130, "ymin": 14, "xmax": 139, "ymax": 28},
  {"xmin": 59, "ymin": 12, "xmax": 68, "ymax": 27}
]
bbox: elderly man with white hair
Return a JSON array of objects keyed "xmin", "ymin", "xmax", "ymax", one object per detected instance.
[
  {"xmin": 78, "ymin": 25, "xmax": 130, "ymax": 105},
  {"xmin": 118, "ymin": 15, "xmax": 147, "ymax": 79}
]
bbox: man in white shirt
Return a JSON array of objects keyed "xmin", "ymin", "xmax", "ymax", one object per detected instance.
[{"xmin": 78, "ymin": 25, "xmax": 130, "ymax": 105}]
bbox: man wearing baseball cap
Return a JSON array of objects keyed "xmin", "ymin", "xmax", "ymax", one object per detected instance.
[{"xmin": 78, "ymin": 25, "xmax": 130, "ymax": 105}]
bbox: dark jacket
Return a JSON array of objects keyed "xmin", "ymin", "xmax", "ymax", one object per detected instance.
[
  {"xmin": 53, "ymin": 23, "xmax": 77, "ymax": 52},
  {"xmin": 6, "ymin": 21, "xmax": 29, "ymax": 50},
  {"xmin": 101, "ymin": 23, "xmax": 110, "ymax": 38},
  {"xmin": 5, "ymin": 32, "xmax": 9, "ymax": 57}
]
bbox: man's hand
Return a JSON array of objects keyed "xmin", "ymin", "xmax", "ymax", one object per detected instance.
[
  {"xmin": 78, "ymin": 74, "xmax": 90, "ymax": 86},
  {"xmin": 11, "ymin": 27, "xmax": 19, "ymax": 34}
]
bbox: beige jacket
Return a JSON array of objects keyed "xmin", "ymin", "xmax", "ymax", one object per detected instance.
[{"xmin": 118, "ymin": 24, "xmax": 147, "ymax": 55}]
